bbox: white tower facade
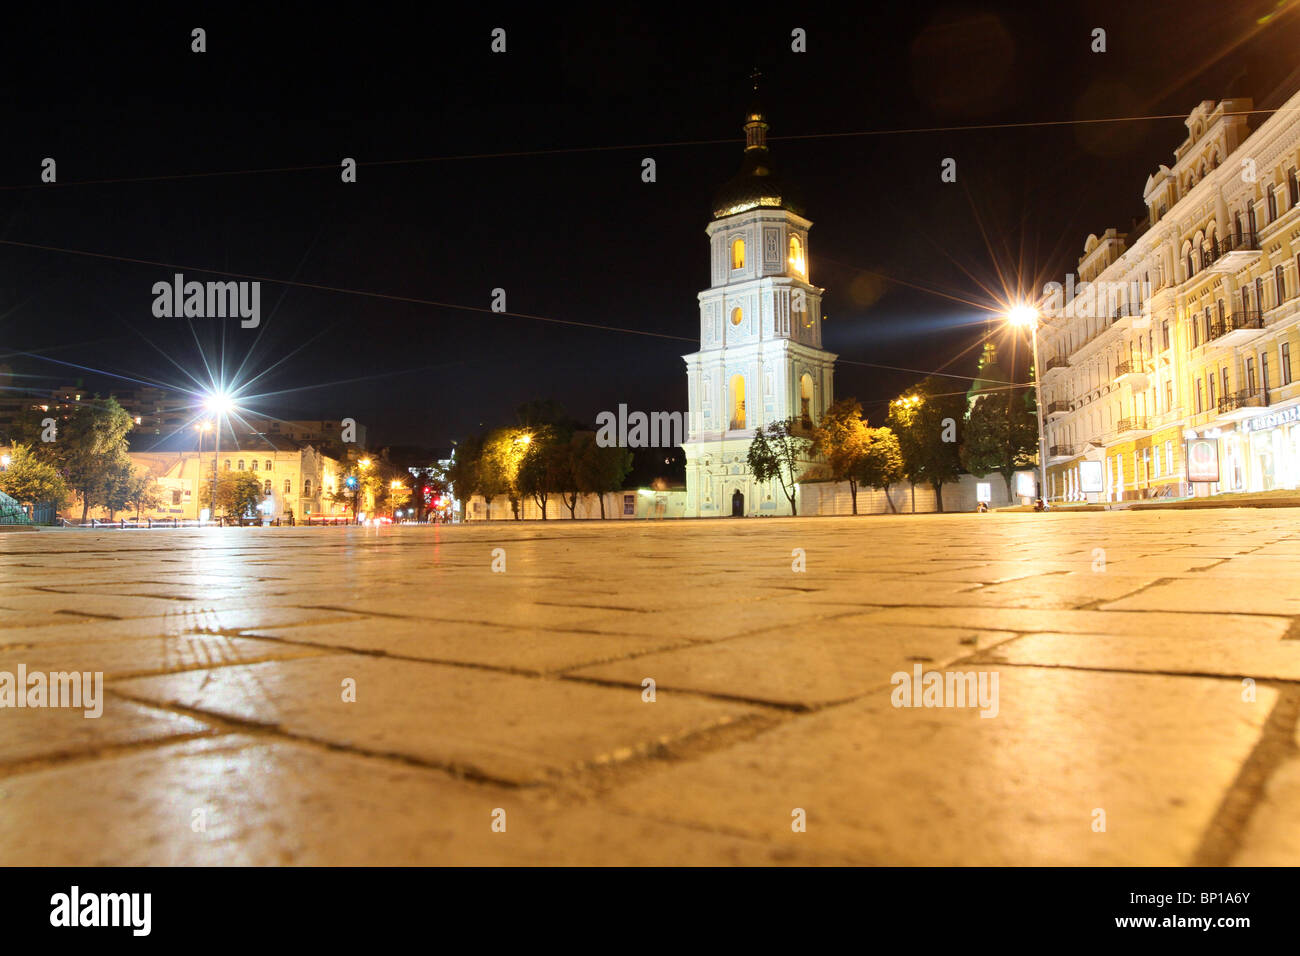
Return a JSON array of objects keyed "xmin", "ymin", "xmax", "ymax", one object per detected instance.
[{"xmin": 682, "ymin": 102, "xmax": 837, "ymax": 516}]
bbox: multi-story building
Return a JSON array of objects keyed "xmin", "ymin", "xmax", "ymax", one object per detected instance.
[
  {"xmin": 681, "ymin": 98, "xmax": 836, "ymax": 516},
  {"xmin": 1041, "ymin": 89, "xmax": 1300, "ymax": 502}
]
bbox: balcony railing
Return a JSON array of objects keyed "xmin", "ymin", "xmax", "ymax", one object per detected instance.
[
  {"xmin": 1043, "ymin": 356, "xmax": 1069, "ymax": 372},
  {"xmin": 1208, "ymin": 311, "xmax": 1263, "ymax": 340},
  {"xmin": 1217, "ymin": 389, "xmax": 1267, "ymax": 415},
  {"xmin": 1046, "ymin": 400, "xmax": 1070, "ymax": 415},
  {"xmin": 1048, "ymin": 444, "xmax": 1075, "ymax": 458},
  {"xmin": 1117, "ymin": 417, "xmax": 1148, "ymax": 433},
  {"xmin": 1199, "ymin": 232, "xmax": 1261, "ymax": 270},
  {"xmin": 1114, "ymin": 361, "xmax": 1134, "ymax": 378}
]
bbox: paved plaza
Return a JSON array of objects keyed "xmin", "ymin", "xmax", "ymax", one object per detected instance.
[{"xmin": 2, "ymin": 510, "xmax": 1299, "ymax": 865}]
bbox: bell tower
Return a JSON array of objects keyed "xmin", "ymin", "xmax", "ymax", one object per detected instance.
[{"xmin": 682, "ymin": 79, "xmax": 837, "ymax": 516}]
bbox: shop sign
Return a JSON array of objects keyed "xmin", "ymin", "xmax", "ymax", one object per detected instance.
[
  {"xmin": 1240, "ymin": 404, "xmax": 1300, "ymax": 434},
  {"xmin": 1186, "ymin": 438, "xmax": 1220, "ymax": 482}
]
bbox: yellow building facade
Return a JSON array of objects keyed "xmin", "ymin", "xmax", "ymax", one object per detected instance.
[{"xmin": 1041, "ymin": 91, "xmax": 1300, "ymax": 502}]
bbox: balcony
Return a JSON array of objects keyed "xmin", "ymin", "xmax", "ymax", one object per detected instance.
[
  {"xmin": 1042, "ymin": 356, "xmax": 1070, "ymax": 377},
  {"xmin": 1113, "ymin": 361, "xmax": 1150, "ymax": 390},
  {"xmin": 1216, "ymin": 388, "xmax": 1268, "ymax": 421},
  {"xmin": 1111, "ymin": 302, "xmax": 1149, "ymax": 331},
  {"xmin": 1045, "ymin": 400, "xmax": 1071, "ymax": 418},
  {"xmin": 1116, "ymin": 417, "xmax": 1152, "ymax": 436},
  {"xmin": 1047, "ymin": 444, "xmax": 1076, "ymax": 461},
  {"xmin": 1208, "ymin": 310, "xmax": 1265, "ymax": 346},
  {"xmin": 1199, "ymin": 232, "xmax": 1261, "ymax": 275}
]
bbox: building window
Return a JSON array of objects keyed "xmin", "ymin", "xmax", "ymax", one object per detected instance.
[
  {"xmin": 1290, "ymin": 168, "xmax": 1299, "ymax": 207},
  {"xmin": 1191, "ymin": 314, "xmax": 1199, "ymax": 348},
  {"xmin": 237, "ymin": 460, "xmax": 245, "ymax": 471},
  {"xmin": 788, "ymin": 234, "xmax": 805, "ymax": 275},
  {"xmin": 251, "ymin": 459, "xmax": 258, "ymax": 471},
  {"xmin": 224, "ymin": 459, "xmax": 231, "ymax": 471},
  {"xmin": 1246, "ymin": 357, "xmax": 1256, "ymax": 394},
  {"xmin": 1268, "ymin": 187, "xmax": 1278, "ymax": 223},
  {"xmin": 1165, "ymin": 380, "xmax": 1173, "ymax": 412},
  {"xmin": 730, "ymin": 306, "xmax": 743, "ymax": 327},
  {"xmin": 304, "ymin": 479, "xmax": 313, "ymax": 496},
  {"xmin": 284, "ymin": 479, "xmax": 292, "ymax": 495},
  {"xmin": 1221, "ymin": 367, "xmax": 1230, "ymax": 399},
  {"xmin": 1276, "ymin": 264, "xmax": 1287, "ymax": 306},
  {"xmin": 264, "ymin": 479, "xmax": 272, "ymax": 495},
  {"xmin": 1234, "ymin": 212, "xmax": 1242, "ymax": 243},
  {"xmin": 1196, "ymin": 380, "xmax": 1204, "ymax": 413},
  {"xmin": 729, "ymin": 374, "xmax": 746, "ymax": 430},
  {"xmin": 730, "ymin": 237, "xmax": 745, "ymax": 270},
  {"xmin": 1208, "ymin": 373, "xmax": 1216, "ymax": 409},
  {"xmin": 800, "ymin": 373, "xmax": 814, "ymax": 428},
  {"xmin": 265, "ymin": 461, "xmax": 272, "ymax": 471},
  {"xmin": 1262, "ymin": 353, "xmax": 1270, "ymax": 393},
  {"xmin": 1283, "ymin": 342, "xmax": 1293, "ymax": 385},
  {"xmin": 171, "ymin": 490, "xmax": 182, "ymax": 505}
]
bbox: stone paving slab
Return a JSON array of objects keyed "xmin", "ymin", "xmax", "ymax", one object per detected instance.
[
  {"xmin": 248, "ymin": 617, "xmax": 690, "ymax": 674},
  {"xmin": 606, "ymin": 667, "xmax": 1275, "ymax": 865},
  {"xmin": 0, "ymin": 633, "xmax": 332, "ymax": 682},
  {"xmin": 0, "ymin": 699, "xmax": 212, "ymax": 767},
  {"xmin": 569, "ymin": 624, "xmax": 1012, "ymax": 708},
  {"xmin": 1233, "ymin": 757, "xmax": 1300, "ymax": 866},
  {"xmin": 978, "ymin": 631, "xmax": 1300, "ymax": 680},
  {"xmin": 0, "ymin": 736, "xmax": 839, "ymax": 866},
  {"xmin": 112, "ymin": 655, "xmax": 758, "ymax": 784}
]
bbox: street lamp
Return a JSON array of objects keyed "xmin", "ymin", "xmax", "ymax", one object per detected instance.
[{"xmin": 1008, "ymin": 304, "xmax": 1048, "ymax": 504}]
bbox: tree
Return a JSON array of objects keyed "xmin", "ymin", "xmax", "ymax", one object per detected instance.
[
  {"xmin": 444, "ymin": 436, "xmax": 483, "ymax": 516},
  {"xmin": 13, "ymin": 397, "xmax": 134, "ymax": 522},
  {"xmin": 571, "ymin": 432, "xmax": 632, "ymax": 518},
  {"xmin": 201, "ymin": 470, "xmax": 264, "ymax": 520},
  {"xmin": 480, "ymin": 428, "xmax": 532, "ymax": 519},
  {"xmin": 0, "ymin": 443, "xmax": 69, "ymax": 512},
  {"xmin": 809, "ymin": 398, "xmax": 873, "ymax": 515},
  {"xmin": 516, "ymin": 429, "xmax": 567, "ymax": 519},
  {"xmin": 962, "ymin": 391, "xmax": 1038, "ymax": 499},
  {"xmin": 887, "ymin": 378, "xmax": 965, "ymax": 512},
  {"xmin": 855, "ymin": 427, "xmax": 905, "ymax": 513},
  {"xmin": 746, "ymin": 419, "xmax": 811, "ymax": 516}
]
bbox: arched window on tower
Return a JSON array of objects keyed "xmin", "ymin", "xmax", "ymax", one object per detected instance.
[
  {"xmin": 730, "ymin": 237, "xmax": 745, "ymax": 270},
  {"xmin": 729, "ymin": 374, "xmax": 746, "ymax": 431},
  {"xmin": 788, "ymin": 235, "xmax": 805, "ymax": 276},
  {"xmin": 800, "ymin": 373, "xmax": 814, "ymax": 429}
]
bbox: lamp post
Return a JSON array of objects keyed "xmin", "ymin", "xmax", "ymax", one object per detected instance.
[
  {"xmin": 204, "ymin": 391, "xmax": 235, "ymax": 524},
  {"xmin": 195, "ymin": 421, "xmax": 213, "ymax": 521},
  {"xmin": 1008, "ymin": 305, "xmax": 1048, "ymax": 504}
]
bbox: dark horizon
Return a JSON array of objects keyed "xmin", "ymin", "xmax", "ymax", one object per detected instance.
[{"xmin": 3, "ymin": 2, "xmax": 1298, "ymax": 447}]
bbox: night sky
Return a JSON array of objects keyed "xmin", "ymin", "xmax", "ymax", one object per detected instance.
[{"xmin": 3, "ymin": 3, "xmax": 1298, "ymax": 448}]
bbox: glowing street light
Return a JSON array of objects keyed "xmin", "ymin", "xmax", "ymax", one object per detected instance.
[
  {"xmin": 1006, "ymin": 302, "xmax": 1049, "ymax": 505},
  {"xmin": 204, "ymin": 391, "xmax": 235, "ymax": 416}
]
